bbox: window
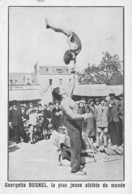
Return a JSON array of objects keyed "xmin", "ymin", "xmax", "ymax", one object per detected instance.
[
  {"xmin": 49, "ymin": 79, "xmax": 52, "ymax": 85},
  {"xmin": 59, "ymin": 79, "xmax": 63, "ymax": 85},
  {"xmin": 57, "ymin": 69, "xmax": 63, "ymax": 73}
]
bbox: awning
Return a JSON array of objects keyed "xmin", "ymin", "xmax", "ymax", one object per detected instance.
[
  {"xmin": 9, "ymin": 90, "xmax": 41, "ymax": 101},
  {"xmin": 73, "ymin": 84, "xmax": 123, "ymax": 97},
  {"xmin": 73, "ymin": 84, "xmax": 108, "ymax": 97},
  {"xmin": 107, "ymin": 85, "xmax": 123, "ymax": 96}
]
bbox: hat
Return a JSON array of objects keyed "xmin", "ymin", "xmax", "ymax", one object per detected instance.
[
  {"xmin": 49, "ymin": 102, "xmax": 53, "ymax": 106},
  {"xmin": 88, "ymin": 98, "xmax": 94, "ymax": 104},
  {"xmin": 12, "ymin": 100, "xmax": 17, "ymax": 105},
  {"xmin": 20, "ymin": 104, "xmax": 26, "ymax": 107},
  {"xmin": 119, "ymin": 93, "xmax": 123, "ymax": 98},
  {"xmin": 109, "ymin": 93, "xmax": 115, "ymax": 97}
]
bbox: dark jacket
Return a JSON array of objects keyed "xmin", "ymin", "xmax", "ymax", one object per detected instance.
[
  {"xmin": 108, "ymin": 100, "xmax": 120, "ymax": 123},
  {"xmin": 9, "ymin": 108, "xmax": 23, "ymax": 128},
  {"xmin": 21, "ymin": 110, "xmax": 29, "ymax": 120}
]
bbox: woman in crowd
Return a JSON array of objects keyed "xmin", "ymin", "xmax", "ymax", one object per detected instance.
[
  {"xmin": 85, "ymin": 98, "xmax": 96, "ymax": 143},
  {"xmin": 77, "ymin": 101, "xmax": 86, "ymax": 115}
]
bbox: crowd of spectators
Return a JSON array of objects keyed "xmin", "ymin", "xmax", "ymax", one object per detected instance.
[
  {"xmin": 9, "ymin": 101, "xmax": 63, "ymax": 144},
  {"xmin": 76, "ymin": 93, "xmax": 124, "ymax": 148},
  {"xmin": 9, "ymin": 92, "xmax": 123, "ymax": 148}
]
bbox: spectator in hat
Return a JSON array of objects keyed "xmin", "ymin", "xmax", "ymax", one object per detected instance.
[
  {"xmin": 119, "ymin": 93, "xmax": 123, "ymax": 120},
  {"xmin": 119, "ymin": 93, "xmax": 124, "ymax": 145},
  {"xmin": 20, "ymin": 104, "xmax": 29, "ymax": 121},
  {"xmin": 77, "ymin": 101, "xmax": 86, "ymax": 115},
  {"xmin": 20, "ymin": 104, "xmax": 29, "ymax": 142},
  {"xmin": 107, "ymin": 93, "xmax": 121, "ymax": 146},
  {"xmin": 106, "ymin": 93, "xmax": 119, "ymax": 107},
  {"xmin": 43, "ymin": 102, "xmax": 53, "ymax": 140},
  {"xmin": 9, "ymin": 101, "xmax": 24, "ymax": 143}
]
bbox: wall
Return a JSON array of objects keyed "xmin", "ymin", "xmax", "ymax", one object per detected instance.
[{"xmin": 38, "ymin": 74, "xmax": 72, "ymax": 91}]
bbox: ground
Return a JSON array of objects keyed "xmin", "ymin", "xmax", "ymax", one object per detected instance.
[{"xmin": 9, "ymin": 133, "xmax": 123, "ymax": 181}]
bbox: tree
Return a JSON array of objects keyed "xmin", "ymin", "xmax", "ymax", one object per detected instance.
[{"xmin": 77, "ymin": 51, "xmax": 123, "ymax": 85}]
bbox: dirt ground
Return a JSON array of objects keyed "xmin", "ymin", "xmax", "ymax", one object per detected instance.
[{"xmin": 9, "ymin": 134, "xmax": 124, "ymax": 181}]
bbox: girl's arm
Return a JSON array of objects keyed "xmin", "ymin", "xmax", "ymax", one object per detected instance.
[
  {"xmin": 67, "ymin": 33, "xmax": 78, "ymax": 50},
  {"xmin": 68, "ymin": 73, "xmax": 76, "ymax": 98}
]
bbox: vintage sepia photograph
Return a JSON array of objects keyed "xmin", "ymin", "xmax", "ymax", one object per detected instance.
[{"xmin": 8, "ymin": 6, "xmax": 124, "ymax": 181}]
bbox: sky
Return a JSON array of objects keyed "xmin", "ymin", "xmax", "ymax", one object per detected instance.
[{"xmin": 9, "ymin": 7, "xmax": 123, "ymax": 72}]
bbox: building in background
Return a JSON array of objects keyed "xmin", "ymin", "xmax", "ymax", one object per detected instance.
[
  {"xmin": 9, "ymin": 72, "xmax": 39, "ymax": 87},
  {"xmin": 9, "ymin": 64, "xmax": 123, "ymax": 105},
  {"xmin": 9, "ymin": 64, "xmax": 73, "ymax": 105},
  {"xmin": 9, "ymin": 72, "xmax": 41, "ymax": 104},
  {"xmin": 35, "ymin": 64, "xmax": 72, "ymax": 91}
]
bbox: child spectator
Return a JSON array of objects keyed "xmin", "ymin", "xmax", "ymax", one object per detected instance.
[
  {"xmin": 28, "ymin": 108, "xmax": 38, "ymax": 144},
  {"xmin": 95, "ymin": 98, "xmax": 109, "ymax": 148}
]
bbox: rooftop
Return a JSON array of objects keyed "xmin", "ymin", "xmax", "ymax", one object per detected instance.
[
  {"xmin": 39, "ymin": 66, "xmax": 70, "ymax": 75},
  {"xmin": 9, "ymin": 73, "xmax": 39, "ymax": 85}
]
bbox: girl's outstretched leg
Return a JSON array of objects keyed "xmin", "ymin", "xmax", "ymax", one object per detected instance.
[{"xmin": 45, "ymin": 18, "xmax": 71, "ymax": 37}]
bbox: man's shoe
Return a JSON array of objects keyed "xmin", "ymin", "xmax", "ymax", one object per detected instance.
[{"xmin": 71, "ymin": 170, "xmax": 87, "ymax": 175}]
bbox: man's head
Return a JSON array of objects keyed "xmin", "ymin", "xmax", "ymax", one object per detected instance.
[
  {"xmin": 52, "ymin": 87, "xmax": 67, "ymax": 101},
  {"xmin": 12, "ymin": 101, "xmax": 17, "ymax": 110},
  {"xmin": 20, "ymin": 104, "xmax": 25, "ymax": 111},
  {"xmin": 88, "ymin": 98, "xmax": 94, "ymax": 106},
  {"xmin": 109, "ymin": 93, "xmax": 115, "ymax": 100},
  {"xmin": 48, "ymin": 102, "xmax": 53, "ymax": 109},
  {"xmin": 64, "ymin": 50, "xmax": 74, "ymax": 65},
  {"xmin": 119, "ymin": 93, "xmax": 123, "ymax": 100}
]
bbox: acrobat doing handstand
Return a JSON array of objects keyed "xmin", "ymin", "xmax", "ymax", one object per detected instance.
[{"xmin": 45, "ymin": 19, "xmax": 82, "ymax": 68}]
